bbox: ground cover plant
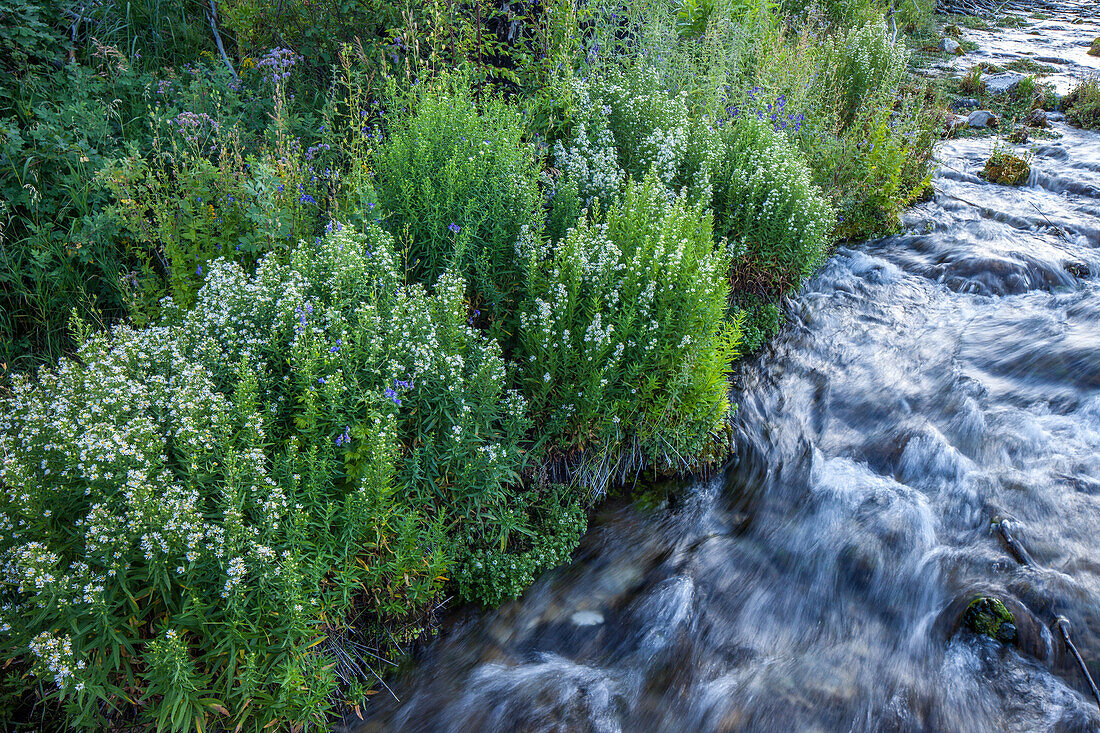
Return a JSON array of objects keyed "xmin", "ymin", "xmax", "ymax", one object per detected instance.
[{"xmin": 0, "ymin": 0, "xmax": 941, "ymax": 727}]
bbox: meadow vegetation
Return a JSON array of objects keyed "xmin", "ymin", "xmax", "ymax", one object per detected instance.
[{"xmin": 0, "ymin": 0, "xmax": 939, "ymax": 728}]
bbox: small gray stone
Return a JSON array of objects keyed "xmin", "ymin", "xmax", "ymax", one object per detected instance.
[
  {"xmin": 951, "ymin": 97, "xmax": 980, "ymax": 111},
  {"xmin": 940, "ymin": 37, "xmax": 962, "ymax": 55},
  {"xmin": 967, "ymin": 109, "xmax": 1000, "ymax": 128},
  {"xmin": 983, "ymin": 72, "xmax": 1026, "ymax": 96}
]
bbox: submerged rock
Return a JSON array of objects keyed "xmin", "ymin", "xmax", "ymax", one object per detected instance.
[
  {"xmin": 1065, "ymin": 262, "xmax": 1090, "ymax": 279},
  {"xmin": 968, "ymin": 109, "xmax": 1000, "ymax": 128},
  {"xmin": 963, "ymin": 596, "xmax": 1018, "ymax": 643},
  {"xmin": 984, "ymin": 152, "xmax": 1030, "ymax": 185},
  {"xmin": 570, "ymin": 610, "xmax": 605, "ymax": 627}
]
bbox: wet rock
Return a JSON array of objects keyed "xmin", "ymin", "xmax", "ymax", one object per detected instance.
[
  {"xmin": 951, "ymin": 97, "xmax": 980, "ymax": 111},
  {"xmin": 1090, "ymin": 38, "xmax": 1100, "ymax": 58},
  {"xmin": 1065, "ymin": 262, "xmax": 1090, "ymax": 279},
  {"xmin": 983, "ymin": 72, "xmax": 1026, "ymax": 96},
  {"xmin": 983, "ymin": 152, "xmax": 1030, "ymax": 185},
  {"xmin": 944, "ymin": 112, "xmax": 969, "ymax": 137},
  {"xmin": 1047, "ymin": 110, "xmax": 1066, "ymax": 123},
  {"xmin": 1025, "ymin": 108, "xmax": 1049, "ymax": 128},
  {"xmin": 940, "ymin": 37, "xmax": 962, "ymax": 55},
  {"xmin": 967, "ymin": 109, "xmax": 1000, "ymax": 128},
  {"xmin": 1002, "ymin": 596, "xmax": 1056, "ymax": 663},
  {"xmin": 1009, "ymin": 125, "xmax": 1029, "ymax": 144},
  {"xmin": 963, "ymin": 596, "xmax": 1018, "ymax": 643}
]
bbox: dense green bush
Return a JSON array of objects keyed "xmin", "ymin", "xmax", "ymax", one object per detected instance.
[
  {"xmin": 791, "ymin": 13, "xmax": 937, "ymax": 239},
  {"xmin": 520, "ymin": 174, "xmax": 738, "ymax": 490},
  {"xmin": 0, "ymin": 63, "xmax": 153, "ymax": 368},
  {"xmin": 375, "ymin": 74, "xmax": 541, "ymax": 321},
  {"xmin": 715, "ymin": 113, "xmax": 833, "ymax": 298},
  {"xmin": 0, "ymin": 224, "xmax": 581, "ymax": 729}
]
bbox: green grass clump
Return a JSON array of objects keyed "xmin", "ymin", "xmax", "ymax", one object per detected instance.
[
  {"xmin": 1063, "ymin": 76, "xmax": 1100, "ymax": 130},
  {"xmin": 983, "ymin": 149, "xmax": 1030, "ymax": 185},
  {"xmin": 1004, "ymin": 58, "xmax": 1057, "ymax": 76}
]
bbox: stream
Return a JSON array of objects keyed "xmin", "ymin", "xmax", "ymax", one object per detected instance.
[{"xmin": 350, "ymin": 9, "xmax": 1100, "ymax": 732}]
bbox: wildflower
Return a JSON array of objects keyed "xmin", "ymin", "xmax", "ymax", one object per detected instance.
[
  {"xmin": 384, "ymin": 387, "xmax": 402, "ymax": 406},
  {"xmin": 448, "ymin": 223, "xmax": 461, "ymax": 234}
]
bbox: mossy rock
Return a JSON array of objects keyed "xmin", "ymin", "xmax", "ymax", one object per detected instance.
[
  {"xmin": 963, "ymin": 596, "xmax": 1018, "ymax": 643},
  {"xmin": 1089, "ymin": 38, "xmax": 1100, "ymax": 58},
  {"xmin": 983, "ymin": 153, "xmax": 1030, "ymax": 185}
]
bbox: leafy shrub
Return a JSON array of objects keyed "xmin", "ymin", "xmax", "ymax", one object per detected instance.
[
  {"xmin": 0, "ymin": 63, "xmax": 156, "ymax": 368},
  {"xmin": 0, "ymin": 51, "xmax": 319, "ymax": 367},
  {"xmin": 800, "ymin": 14, "xmax": 937, "ymax": 239},
  {"xmin": 374, "ymin": 74, "xmax": 541, "ymax": 320},
  {"xmin": 817, "ymin": 14, "xmax": 908, "ymax": 131},
  {"xmin": 100, "ymin": 114, "xmax": 330, "ymax": 319},
  {"xmin": 519, "ymin": 173, "xmax": 737, "ymax": 490},
  {"xmin": 0, "ymin": 0, "xmax": 70, "ymax": 74},
  {"xmin": 0, "ymin": 223, "xmax": 581, "ymax": 729},
  {"xmin": 714, "ymin": 113, "xmax": 833, "ymax": 298}
]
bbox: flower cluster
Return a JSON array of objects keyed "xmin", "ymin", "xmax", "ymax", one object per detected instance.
[
  {"xmin": 172, "ymin": 111, "xmax": 220, "ymax": 144},
  {"xmin": 255, "ymin": 47, "xmax": 300, "ymax": 84},
  {"xmin": 520, "ymin": 173, "xmax": 735, "ymax": 493}
]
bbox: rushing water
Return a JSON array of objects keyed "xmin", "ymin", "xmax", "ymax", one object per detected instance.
[{"xmin": 350, "ymin": 11, "xmax": 1100, "ymax": 733}]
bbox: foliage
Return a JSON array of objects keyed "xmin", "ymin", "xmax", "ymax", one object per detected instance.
[
  {"xmin": 374, "ymin": 72, "xmax": 541, "ymax": 321},
  {"xmin": 0, "ymin": 224, "xmax": 584, "ymax": 728},
  {"xmin": 715, "ymin": 113, "xmax": 832, "ymax": 298},
  {"xmin": 520, "ymin": 173, "xmax": 737, "ymax": 490},
  {"xmin": 0, "ymin": 0, "xmax": 70, "ymax": 74},
  {"xmin": 1063, "ymin": 75, "xmax": 1100, "ymax": 130},
  {"xmin": 802, "ymin": 14, "xmax": 938, "ymax": 239},
  {"xmin": 0, "ymin": 0, "xmax": 948, "ymax": 726},
  {"xmin": 982, "ymin": 146, "xmax": 1030, "ymax": 185},
  {"xmin": 960, "ymin": 64, "xmax": 985, "ymax": 96},
  {"xmin": 0, "ymin": 63, "xmax": 153, "ymax": 369}
]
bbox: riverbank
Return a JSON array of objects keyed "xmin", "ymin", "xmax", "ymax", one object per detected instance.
[
  {"xmin": 346, "ymin": 4, "xmax": 1100, "ymax": 732},
  {"xmin": 2, "ymin": 0, "xmax": 954, "ymax": 728}
]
